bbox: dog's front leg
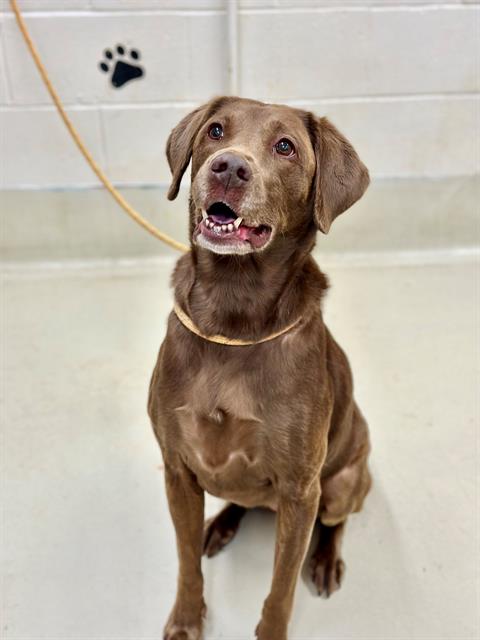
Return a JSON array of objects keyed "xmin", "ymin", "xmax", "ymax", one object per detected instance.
[
  {"xmin": 164, "ymin": 461, "xmax": 206, "ymax": 640},
  {"xmin": 256, "ymin": 485, "xmax": 320, "ymax": 640}
]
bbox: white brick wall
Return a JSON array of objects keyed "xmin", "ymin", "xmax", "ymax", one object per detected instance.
[{"xmin": 1, "ymin": 1, "xmax": 478, "ymax": 188}]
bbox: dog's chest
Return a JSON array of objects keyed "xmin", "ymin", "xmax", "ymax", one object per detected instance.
[
  {"xmin": 177, "ymin": 405, "xmax": 259, "ymax": 469},
  {"xmin": 174, "ymin": 369, "xmax": 275, "ymax": 505}
]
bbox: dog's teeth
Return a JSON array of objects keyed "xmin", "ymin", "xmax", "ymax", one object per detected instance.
[
  {"xmin": 221, "ymin": 225, "xmax": 227, "ymax": 232},
  {"xmin": 214, "ymin": 225, "xmax": 221, "ymax": 233},
  {"xmin": 227, "ymin": 223, "xmax": 234, "ymax": 232},
  {"xmin": 233, "ymin": 217, "xmax": 243, "ymax": 229},
  {"xmin": 201, "ymin": 210, "xmax": 208, "ymax": 220}
]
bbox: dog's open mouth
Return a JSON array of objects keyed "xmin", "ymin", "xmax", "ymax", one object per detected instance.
[{"xmin": 197, "ymin": 202, "xmax": 272, "ymax": 252}]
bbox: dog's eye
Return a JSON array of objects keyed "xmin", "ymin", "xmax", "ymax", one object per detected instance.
[
  {"xmin": 275, "ymin": 139, "xmax": 295, "ymax": 157},
  {"xmin": 208, "ymin": 123, "xmax": 224, "ymax": 140}
]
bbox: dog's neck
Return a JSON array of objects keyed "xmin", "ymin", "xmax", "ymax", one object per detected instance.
[{"xmin": 172, "ymin": 227, "xmax": 328, "ymax": 341}]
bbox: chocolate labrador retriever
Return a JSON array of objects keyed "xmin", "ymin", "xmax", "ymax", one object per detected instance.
[{"xmin": 148, "ymin": 96, "xmax": 372, "ymax": 640}]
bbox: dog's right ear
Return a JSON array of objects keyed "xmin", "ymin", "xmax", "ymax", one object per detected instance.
[
  {"xmin": 166, "ymin": 98, "xmax": 222, "ymax": 201},
  {"xmin": 166, "ymin": 104, "xmax": 210, "ymax": 200}
]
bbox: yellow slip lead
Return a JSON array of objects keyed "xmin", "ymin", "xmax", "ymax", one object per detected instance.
[
  {"xmin": 11, "ymin": 0, "xmax": 309, "ymax": 345},
  {"xmin": 173, "ymin": 303, "xmax": 302, "ymax": 346},
  {"xmin": 10, "ymin": 0, "xmax": 189, "ymax": 254}
]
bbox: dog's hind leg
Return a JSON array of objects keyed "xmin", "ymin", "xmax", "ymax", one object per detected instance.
[
  {"xmin": 309, "ymin": 521, "xmax": 346, "ymax": 597},
  {"xmin": 311, "ymin": 441, "xmax": 371, "ymax": 597},
  {"xmin": 203, "ymin": 503, "xmax": 246, "ymax": 558}
]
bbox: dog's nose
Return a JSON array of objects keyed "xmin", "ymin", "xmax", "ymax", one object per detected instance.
[{"xmin": 210, "ymin": 153, "xmax": 251, "ymax": 187}]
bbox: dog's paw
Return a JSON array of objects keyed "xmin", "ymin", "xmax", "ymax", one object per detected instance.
[
  {"xmin": 203, "ymin": 504, "xmax": 244, "ymax": 557},
  {"xmin": 164, "ymin": 617, "xmax": 204, "ymax": 640},
  {"xmin": 163, "ymin": 623, "xmax": 202, "ymax": 640},
  {"xmin": 310, "ymin": 553, "xmax": 345, "ymax": 597},
  {"xmin": 255, "ymin": 619, "xmax": 287, "ymax": 640},
  {"xmin": 163, "ymin": 602, "xmax": 206, "ymax": 640},
  {"xmin": 203, "ymin": 517, "xmax": 237, "ymax": 558}
]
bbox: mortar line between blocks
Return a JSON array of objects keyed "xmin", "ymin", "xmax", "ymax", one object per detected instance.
[{"xmin": 1, "ymin": 93, "xmax": 479, "ymax": 113}]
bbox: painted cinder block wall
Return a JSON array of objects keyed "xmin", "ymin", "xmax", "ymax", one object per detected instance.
[{"xmin": 0, "ymin": 0, "xmax": 478, "ymax": 190}]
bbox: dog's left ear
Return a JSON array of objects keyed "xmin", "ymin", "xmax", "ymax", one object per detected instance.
[
  {"xmin": 166, "ymin": 97, "xmax": 227, "ymax": 201},
  {"xmin": 309, "ymin": 116, "xmax": 370, "ymax": 234}
]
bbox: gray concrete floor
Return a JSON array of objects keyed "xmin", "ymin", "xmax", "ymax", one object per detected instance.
[{"xmin": 2, "ymin": 255, "xmax": 479, "ymax": 639}]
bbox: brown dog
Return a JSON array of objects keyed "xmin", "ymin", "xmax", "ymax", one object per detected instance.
[{"xmin": 148, "ymin": 96, "xmax": 372, "ymax": 640}]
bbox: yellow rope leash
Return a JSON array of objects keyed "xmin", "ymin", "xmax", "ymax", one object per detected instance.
[
  {"xmin": 11, "ymin": 0, "xmax": 304, "ymax": 347},
  {"xmin": 173, "ymin": 303, "xmax": 302, "ymax": 346},
  {"xmin": 10, "ymin": 0, "xmax": 189, "ymax": 254}
]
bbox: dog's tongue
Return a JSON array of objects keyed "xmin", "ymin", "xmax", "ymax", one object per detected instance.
[
  {"xmin": 236, "ymin": 225, "xmax": 250, "ymax": 241},
  {"xmin": 238, "ymin": 224, "xmax": 270, "ymax": 248}
]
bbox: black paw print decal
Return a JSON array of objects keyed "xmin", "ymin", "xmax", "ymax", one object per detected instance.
[{"xmin": 99, "ymin": 45, "xmax": 144, "ymax": 88}]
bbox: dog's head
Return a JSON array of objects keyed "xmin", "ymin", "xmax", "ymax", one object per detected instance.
[{"xmin": 166, "ymin": 96, "xmax": 369, "ymax": 255}]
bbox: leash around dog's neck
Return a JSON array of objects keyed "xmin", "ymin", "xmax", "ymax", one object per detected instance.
[{"xmin": 173, "ymin": 303, "xmax": 302, "ymax": 346}]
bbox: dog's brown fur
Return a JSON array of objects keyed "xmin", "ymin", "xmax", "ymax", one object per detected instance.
[{"xmin": 148, "ymin": 97, "xmax": 372, "ymax": 640}]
